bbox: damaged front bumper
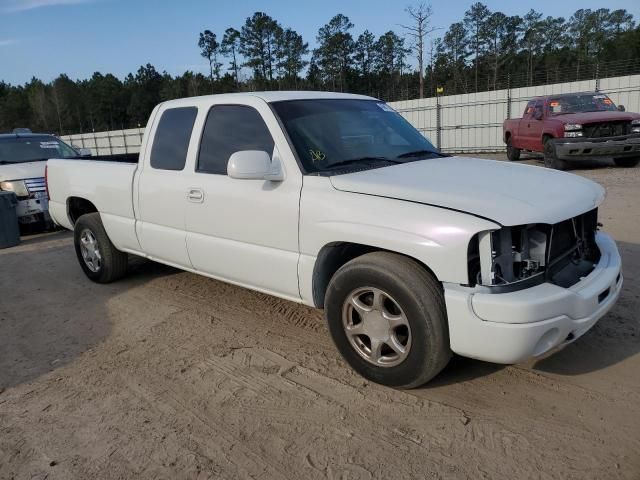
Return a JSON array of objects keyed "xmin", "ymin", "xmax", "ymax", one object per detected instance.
[
  {"xmin": 554, "ymin": 133, "xmax": 640, "ymax": 161},
  {"xmin": 444, "ymin": 232, "xmax": 622, "ymax": 364}
]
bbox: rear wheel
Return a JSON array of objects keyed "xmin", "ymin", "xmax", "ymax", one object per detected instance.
[
  {"xmin": 543, "ymin": 137, "xmax": 568, "ymax": 170},
  {"xmin": 74, "ymin": 213, "xmax": 128, "ymax": 283},
  {"xmin": 613, "ymin": 157, "xmax": 640, "ymax": 168},
  {"xmin": 506, "ymin": 137, "xmax": 521, "ymax": 161},
  {"xmin": 324, "ymin": 252, "xmax": 451, "ymax": 388}
]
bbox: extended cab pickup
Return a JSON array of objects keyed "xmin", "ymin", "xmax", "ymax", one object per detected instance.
[
  {"xmin": 47, "ymin": 92, "xmax": 623, "ymax": 388},
  {"xmin": 503, "ymin": 92, "xmax": 640, "ymax": 170}
]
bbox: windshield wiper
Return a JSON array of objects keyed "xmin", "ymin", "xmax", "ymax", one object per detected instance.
[
  {"xmin": 324, "ymin": 156, "xmax": 402, "ymax": 170},
  {"xmin": 396, "ymin": 149, "xmax": 446, "ymax": 159}
]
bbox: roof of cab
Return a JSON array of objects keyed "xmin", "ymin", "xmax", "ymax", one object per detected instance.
[{"xmin": 160, "ymin": 90, "xmax": 379, "ymax": 108}]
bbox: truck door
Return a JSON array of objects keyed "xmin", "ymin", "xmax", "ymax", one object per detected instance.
[
  {"xmin": 521, "ymin": 100, "xmax": 544, "ymax": 151},
  {"xmin": 183, "ymin": 99, "xmax": 302, "ymax": 301},
  {"xmin": 517, "ymin": 101, "xmax": 535, "ymax": 150},
  {"xmin": 136, "ymin": 106, "xmax": 197, "ymax": 268}
]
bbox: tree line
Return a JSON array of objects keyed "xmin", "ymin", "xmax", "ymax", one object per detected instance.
[{"xmin": 1, "ymin": 4, "xmax": 638, "ymax": 135}]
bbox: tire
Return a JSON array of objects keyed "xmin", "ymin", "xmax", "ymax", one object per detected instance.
[
  {"xmin": 543, "ymin": 137, "xmax": 568, "ymax": 170},
  {"xmin": 506, "ymin": 137, "xmax": 521, "ymax": 161},
  {"xmin": 324, "ymin": 252, "xmax": 451, "ymax": 388},
  {"xmin": 74, "ymin": 212, "xmax": 128, "ymax": 283},
  {"xmin": 613, "ymin": 157, "xmax": 640, "ymax": 168}
]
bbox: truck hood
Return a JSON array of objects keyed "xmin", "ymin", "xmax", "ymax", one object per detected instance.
[
  {"xmin": 329, "ymin": 157, "xmax": 605, "ymax": 226},
  {"xmin": 0, "ymin": 161, "xmax": 47, "ymax": 182},
  {"xmin": 552, "ymin": 111, "xmax": 640, "ymax": 124}
]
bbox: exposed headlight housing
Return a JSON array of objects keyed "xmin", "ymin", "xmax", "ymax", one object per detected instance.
[
  {"xmin": 631, "ymin": 119, "xmax": 640, "ymax": 133},
  {"xmin": 564, "ymin": 123, "xmax": 583, "ymax": 131},
  {"xmin": 0, "ymin": 180, "xmax": 29, "ymax": 198},
  {"xmin": 467, "ymin": 210, "xmax": 600, "ymax": 292}
]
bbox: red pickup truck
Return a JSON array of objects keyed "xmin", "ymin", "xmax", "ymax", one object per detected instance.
[{"xmin": 503, "ymin": 92, "xmax": 640, "ymax": 169}]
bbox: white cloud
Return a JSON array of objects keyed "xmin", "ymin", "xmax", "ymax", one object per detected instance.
[
  {"xmin": 0, "ymin": 39, "xmax": 17, "ymax": 46},
  {"xmin": 1, "ymin": 0, "xmax": 94, "ymax": 13}
]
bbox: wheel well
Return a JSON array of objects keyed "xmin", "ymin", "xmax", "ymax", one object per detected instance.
[
  {"xmin": 311, "ymin": 242, "xmax": 439, "ymax": 309},
  {"xmin": 504, "ymin": 131, "xmax": 511, "ymax": 143},
  {"xmin": 67, "ymin": 197, "xmax": 98, "ymax": 225},
  {"xmin": 542, "ymin": 133, "xmax": 554, "ymax": 145}
]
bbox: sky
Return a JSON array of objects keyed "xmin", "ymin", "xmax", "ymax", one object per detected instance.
[{"xmin": 1, "ymin": 0, "xmax": 639, "ymax": 85}]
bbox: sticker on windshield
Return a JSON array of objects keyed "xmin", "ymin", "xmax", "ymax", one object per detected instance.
[
  {"xmin": 309, "ymin": 149, "xmax": 326, "ymax": 162},
  {"xmin": 377, "ymin": 103, "xmax": 396, "ymax": 113},
  {"xmin": 549, "ymin": 101, "xmax": 562, "ymax": 113},
  {"xmin": 593, "ymin": 94, "xmax": 607, "ymax": 99},
  {"xmin": 39, "ymin": 141, "xmax": 59, "ymax": 149}
]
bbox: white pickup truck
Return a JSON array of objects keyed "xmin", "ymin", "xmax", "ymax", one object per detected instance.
[{"xmin": 47, "ymin": 92, "xmax": 623, "ymax": 388}]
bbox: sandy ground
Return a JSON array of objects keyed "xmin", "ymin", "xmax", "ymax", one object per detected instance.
[{"xmin": 1, "ymin": 155, "xmax": 639, "ymax": 480}]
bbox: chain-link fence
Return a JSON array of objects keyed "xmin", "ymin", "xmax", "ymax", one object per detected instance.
[{"xmin": 371, "ymin": 58, "xmax": 640, "ymax": 103}]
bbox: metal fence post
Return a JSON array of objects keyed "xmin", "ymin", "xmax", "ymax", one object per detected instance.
[
  {"xmin": 506, "ymin": 74, "xmax": 512, "ymax": 120},
  {"xmin": 436, "ymin": 95, "xmax": 442, "ymax": 150}
]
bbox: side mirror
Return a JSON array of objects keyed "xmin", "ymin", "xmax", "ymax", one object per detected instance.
[
  {"xmin": 617, "ymin": 105, "xmax": 626, "ymax": 112},
  {"xmin": 77, "ymin": 148, "xmax": 92, "ymax": 157},
  {"xmin": 227, "ymin": 150, "xmax": 273, "ymax": 180}
]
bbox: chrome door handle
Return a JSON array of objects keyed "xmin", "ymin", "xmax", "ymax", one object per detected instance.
[{"xmin": 187, "ymin": 188, "xmax": 204, "ymax": 202}]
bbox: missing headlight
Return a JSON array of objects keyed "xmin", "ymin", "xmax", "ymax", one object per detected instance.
[
  {"xmin": 476, "ymin": 225, "xmax": 547, "ymax": 287},
  {"xmin": 468, "ymin": 210, "xmax": 600, "ymax": 291}
]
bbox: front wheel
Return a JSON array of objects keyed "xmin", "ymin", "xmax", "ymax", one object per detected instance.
[
  {"xmin": 613, "ymin": 157, "xmax": 640, "ymax": 168},
  {"xmin": 324, "ymin": 252, "xmax": 451, "ymax": 388},
  {"xmin": 543, "ymin": 137, "xmax": 568, "ymax": 170},
  {"xmin": 74, "ymin": 212, "xmax": 128, "ymax": 283},
  {"xmin": 506, "ymin": 137, "xmax": 521, "ymax": 161}
]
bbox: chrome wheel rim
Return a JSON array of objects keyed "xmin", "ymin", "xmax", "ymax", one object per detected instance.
[
  {"xmin": 79, "ymin": 229, "xmax": 102, "ymax": 272},
  {"xmin": 341, "ymin": 287, "xmax": 412, "ymax": 367}
]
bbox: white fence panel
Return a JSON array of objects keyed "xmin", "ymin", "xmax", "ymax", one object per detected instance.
[
  {"xmin": 62, "ymin": 128, "xmax": 145, "ymax": 155},
  {"xmin": 62, "ymin": 74, "xmax": 640, "ymax": 156},
  {"xmin": 389, "ymin": 73, "xmax": 640, "ymax": 153}
]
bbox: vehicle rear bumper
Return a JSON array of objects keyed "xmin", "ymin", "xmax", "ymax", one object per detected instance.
[
  {"xmin": 554, "ymin": 134, "xmax": 640, "ymax": 160},
  {"xmin": 444, "ymin": 232, "xmax": 622, "ymax": 364},
  {"xmin": 16, "ymin": 196, "xmax": 50, "ymax": 224}
]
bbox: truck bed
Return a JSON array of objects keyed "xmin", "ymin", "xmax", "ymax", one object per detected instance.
[{"xmin": 47, "ymin": 158, "xmax": 139, "ymax": 252}]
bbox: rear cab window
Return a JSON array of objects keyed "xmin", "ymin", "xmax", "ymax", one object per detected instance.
[{"xmin": 150, "ymin": 107, "xmax": 198, "ymax": 171}]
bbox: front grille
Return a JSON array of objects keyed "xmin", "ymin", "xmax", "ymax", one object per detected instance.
[
  {"xmin": 24, "ymin": 177, "xmax": 46, "ymax": 196},
  {"xmin": 582, "ymin": 121, "xmax": 630, "ymax": 138}
]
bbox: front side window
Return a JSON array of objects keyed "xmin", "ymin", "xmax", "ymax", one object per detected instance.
[
  {"xmin": 197, "ymin": 105, "xmax": 275, "ymax": 175},
  {"xmin": 150, "ymin": 107, "xmax": 197, "ymax": 171},
  {"xmin": 0, "ymin": 136, "xmax": 79, "ymax": 164},
  {"xmin": 271, "ymin": 99, "xmax": 441, "ymax": 174}
]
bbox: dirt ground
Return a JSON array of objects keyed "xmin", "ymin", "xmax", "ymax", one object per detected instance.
[{"xmin": 1, "ymin": 155, "xmax": 639, "ymax": 480}]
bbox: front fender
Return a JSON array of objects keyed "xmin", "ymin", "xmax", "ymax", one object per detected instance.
[{"xmin": 298, "ymin": 176, "xmax": 499, "ymax": 306}]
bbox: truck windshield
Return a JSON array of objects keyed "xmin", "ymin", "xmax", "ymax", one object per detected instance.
[
  {"xmin": 0, "ymin": 136, "xmax": 79, "ymax": 164},
  {"xmin": 548, "ymin": 94, "xmax": 618, "ymax": 115},
  {"xmin": 271, "ymin": 99, "xmax": 441, "ymax": 174}
]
